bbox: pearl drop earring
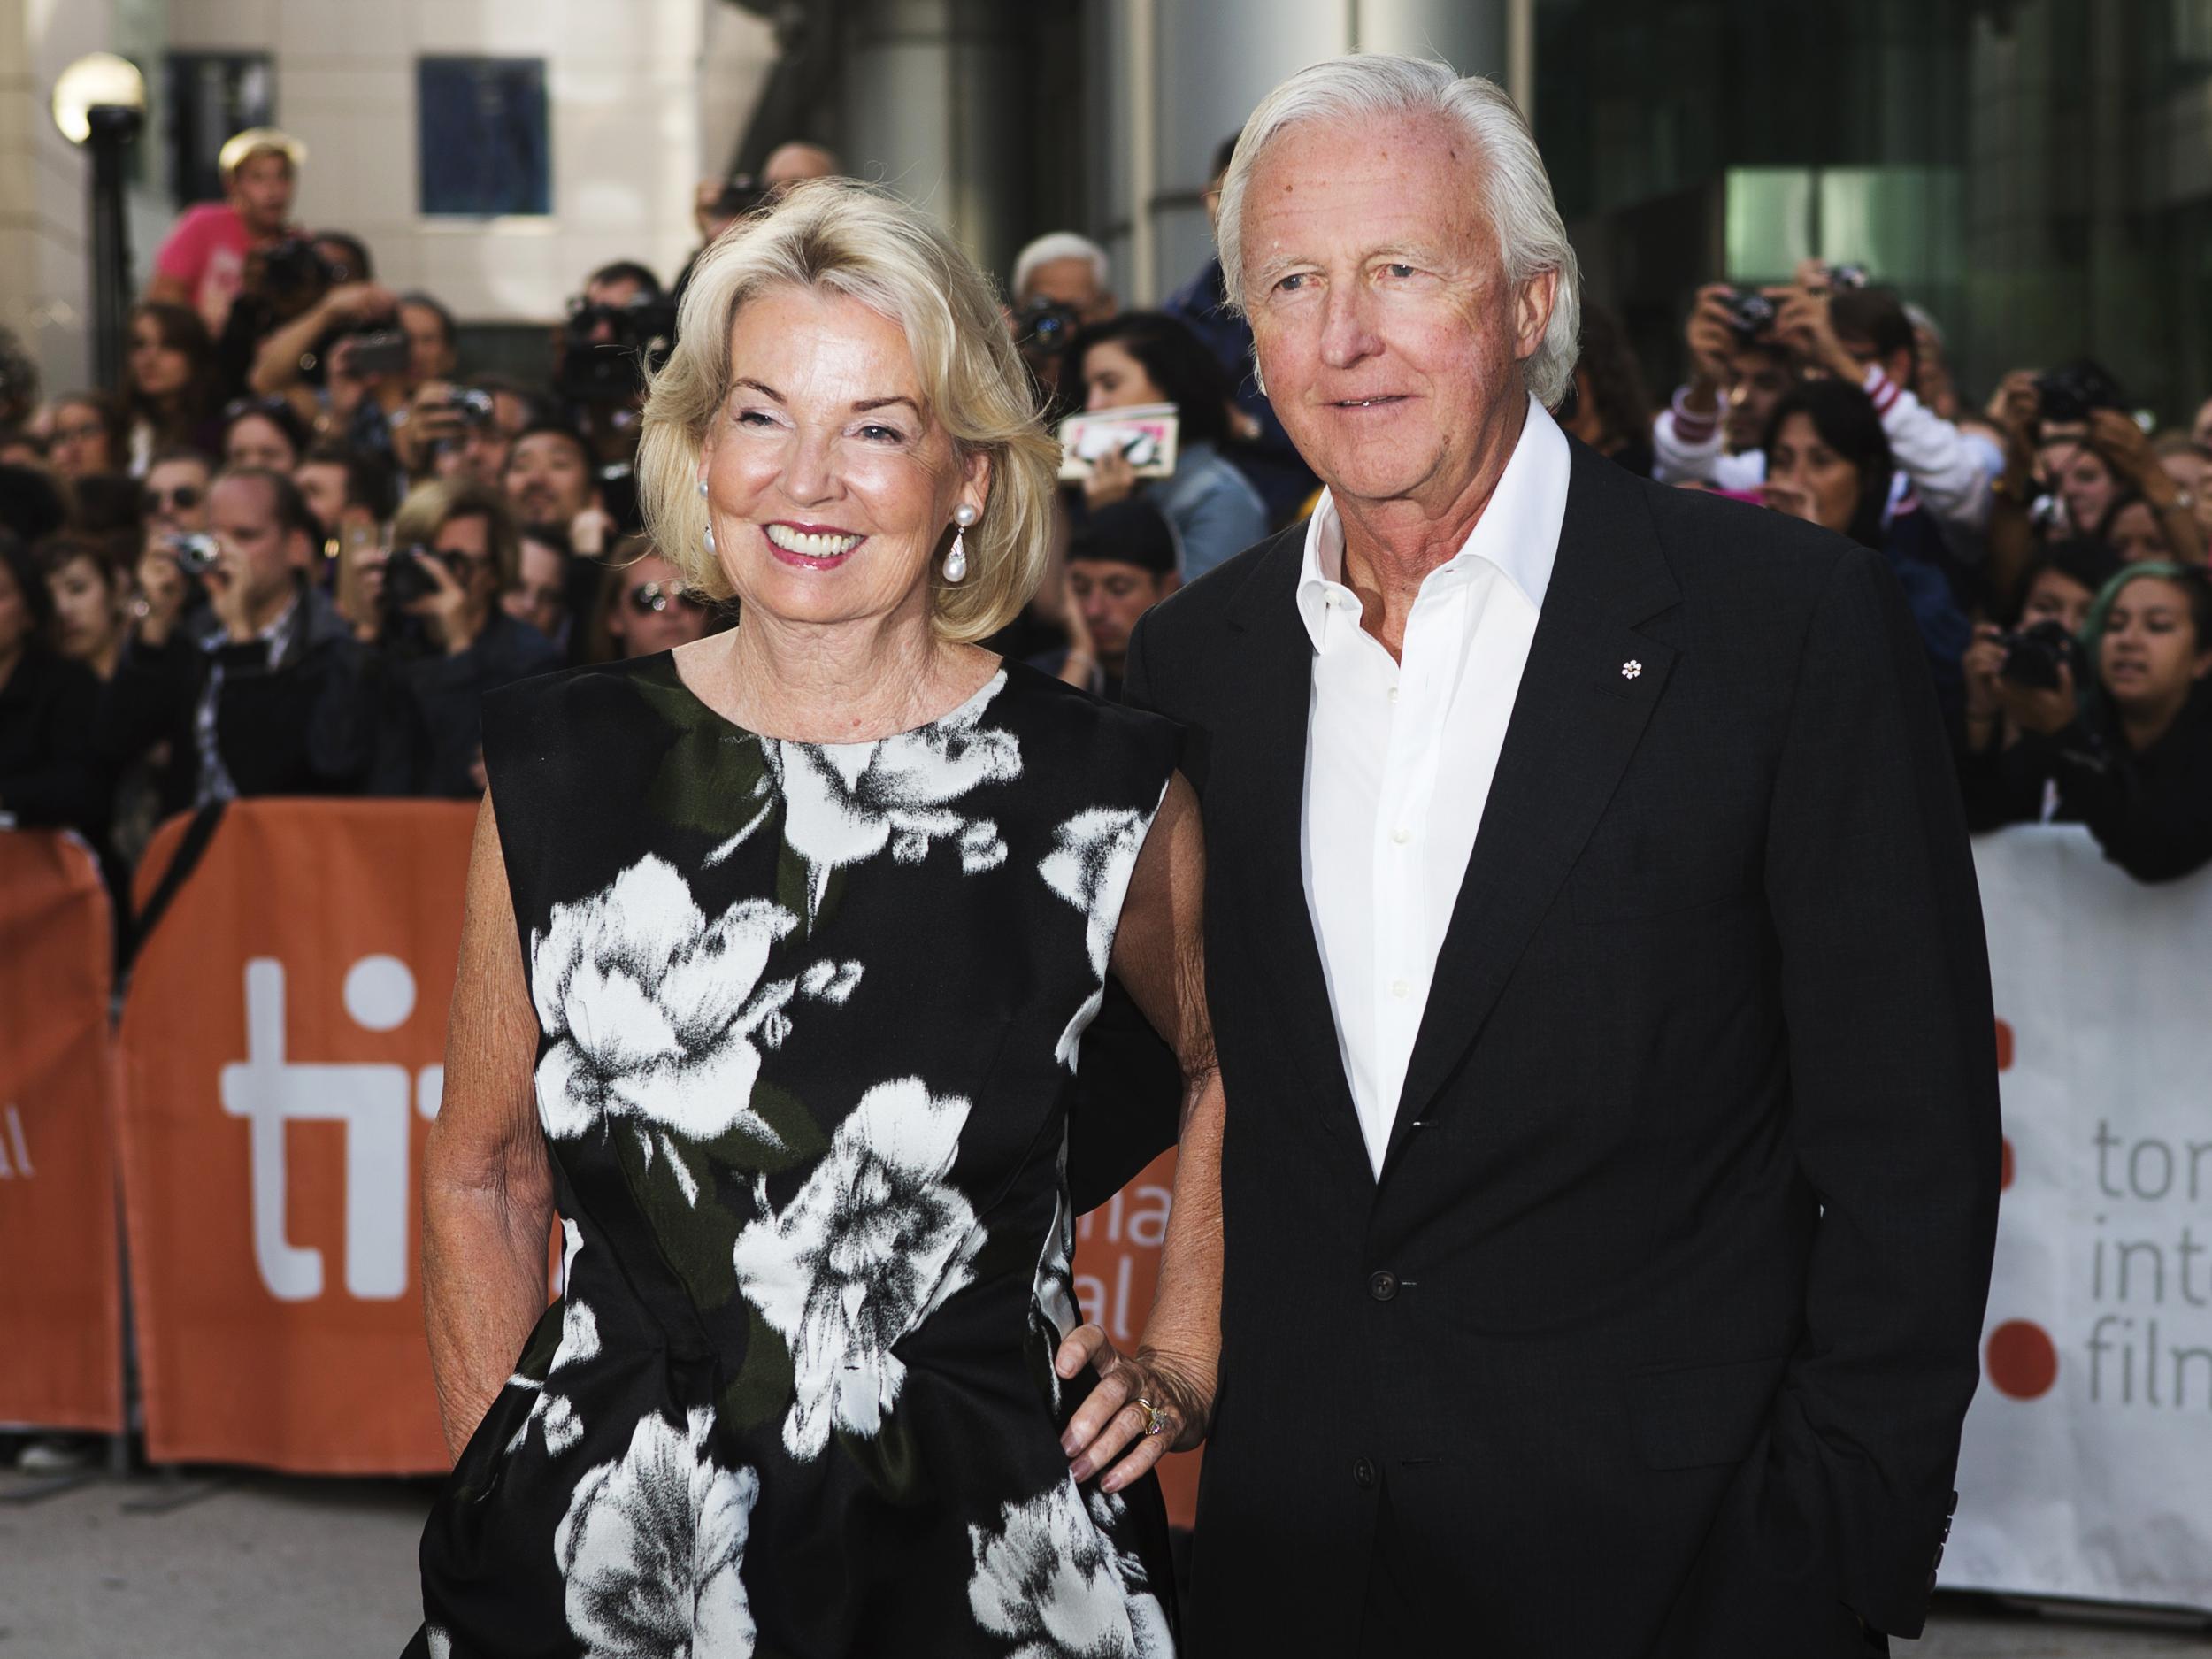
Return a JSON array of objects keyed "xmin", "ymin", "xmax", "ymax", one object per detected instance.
[
  {"xmin": 943, "ymin": 503, "xmax": 979, "ymax": 584},
  {"xmin": 699, "ymin": 480, "xmax": 715, "ymax": 557}
]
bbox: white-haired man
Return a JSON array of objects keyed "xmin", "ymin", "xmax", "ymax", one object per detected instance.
[
  {"xmin": 1072, "ymin": 52, "xmax": 1998, "ymax": 1657},
  {"xmin": 1011, "ymin": 230, "xmax": 1118, "ymax": 324}
]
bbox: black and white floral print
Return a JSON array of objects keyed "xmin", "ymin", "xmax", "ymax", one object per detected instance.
[
  {"xmin": 531, "ymin": 855, "xmax": 861, "ymax": 1148},
  {"xmin": 414, "ymin": 659, "xmax": 1186, "ymax": 1657},
  {"xmin": 1030, "ymin": 1132, "xmax": 1081, "ymax": 1412},
  {"xmin": 732, "ymin": 1077, "xmax": 986, "ymax": 1460},
  {"xmin": 967, "ymin": 1479, "xmax": 1173, "ymax": 1658},
  {"xmin": 508, "ymin": 1220, "xmax": 600, "ymax": 1459},
  {"xmin": 767, "ymin": 672, "xmax": 1024, "ymax": 916},
  {"xmin": 554, "ymin": 1407, "xmax": 761, "ymax": 1659},
  {"xmin": 1039, "ymin": 805, "xmax": 1156, "ymax": 1068}
]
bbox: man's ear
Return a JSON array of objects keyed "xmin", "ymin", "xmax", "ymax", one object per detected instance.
[{"xmin": 1516, "ymin": 268, "xmax": 1560, "ymax": 365}]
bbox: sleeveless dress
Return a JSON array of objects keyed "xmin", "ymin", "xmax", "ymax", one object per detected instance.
[{"xmin": 407, "ymin": 651, "xmax": 1183, "ymax": 1659}]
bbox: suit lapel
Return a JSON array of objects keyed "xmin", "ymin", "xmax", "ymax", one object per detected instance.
[
  {"xmin": 1379, "ymin": 445, "xmax": 1682, "ymax": 1178},
  {"xmin": 1215, "ymin": 533, "xmax": 1364, "ymax": 1158}
]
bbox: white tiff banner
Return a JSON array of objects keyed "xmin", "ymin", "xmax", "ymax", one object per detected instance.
[{"xmin": 1950, "ymin": 826, "xmax": 2212, "ymax": 1609}]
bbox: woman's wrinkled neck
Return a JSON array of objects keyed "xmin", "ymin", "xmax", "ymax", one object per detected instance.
[{"xmin": 691, "ymin": 590, "xmax": 982, "ymax": 745}]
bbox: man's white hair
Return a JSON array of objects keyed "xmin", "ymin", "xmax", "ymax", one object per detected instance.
[
  {"xmin": 1216, "ymin": 53, "xmax": 1582, "ymax": 408},
  {"xmin": 1011, "ymin": 231, "xmax": 1110, "ymax": 303}
]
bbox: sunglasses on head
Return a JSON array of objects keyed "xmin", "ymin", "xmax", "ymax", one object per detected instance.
[
  {"xmin": 143, "ymin": 484, "xmax": 203, "ymax": 513},
  {"xmin": 630, "ymin": 580, "xmax": 705, "ymax": 615}
]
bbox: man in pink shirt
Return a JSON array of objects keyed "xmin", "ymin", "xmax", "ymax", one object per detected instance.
[{"xmin": 147, "ymin": 127, "xmax": 304, "ymax": 336}]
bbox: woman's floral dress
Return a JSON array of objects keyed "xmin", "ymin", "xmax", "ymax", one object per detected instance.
[{"xmin": 406, "ymin": 652, "xmax": 1182, "ymax": 1659}]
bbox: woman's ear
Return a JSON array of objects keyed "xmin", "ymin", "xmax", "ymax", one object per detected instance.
[{"xmin": 959, "ymin": 449, "xmax": 994, "ymax": 518}]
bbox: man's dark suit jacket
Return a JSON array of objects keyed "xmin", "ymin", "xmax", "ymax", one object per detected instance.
[{"xmin": 1114, "ymin": 441, "xmax": 2001, "ymax": 1657}]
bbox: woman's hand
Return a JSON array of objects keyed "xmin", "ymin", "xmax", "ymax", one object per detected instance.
[
  {"xmin": 1054, "ymin": 1323, "xmax": 1214, "ymax": 1493},
  {"xmin": 1758, "ymin": 478, "xmax": 1819, "ymax": 525},
  {"xmin": 1083, "ymin": 447, "xmax": 1138, "ymax": 511}
]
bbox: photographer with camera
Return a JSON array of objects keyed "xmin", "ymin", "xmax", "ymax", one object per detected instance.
[
  {"xmin": 1010, "ymin": 232, "xmax": 1118, "ymax": 413},
  {"xmin": 1960, "ymin": 561, "xmax": 2212, "ymax": 883},
  {"xmin": 96, "ymin": 466, "xmax": 369, "ymax": 813},
  {"xmin": 553, "ymin": 262, "xmax": 670, "ymax": 533},
  {"xmin": 1661, "ymin": 269, "xmax": 1991, "ymax": 538},
  {"xmin": 1655, "ymin": 282, "xmax": 1798, "ymax": 490},
  {"xmin": 366, "ymin": 479, "xmax": 558, "ymax": 798},
  {"xmin": 210, "ymin": 230, "xmax": 377, "ymax": 405},
  {"xmin": 146, "ymin": 128, "xmax": 304, "ymax": 336},
  {"xmin": 429, "ymin": 373, "xmax": 537, "ymax": 489},
  {"xmin": 1957, "ymin": 540, "xmax": 2119, "ymax": 822}
]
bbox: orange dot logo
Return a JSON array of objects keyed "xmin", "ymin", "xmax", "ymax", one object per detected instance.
[
  {"xmin": 1985, "ymin": 1319, "xmax": 2058, "ymax": 1400},
  {"xmin": 2001, "ymin": 1137, "xmax": 2014, "ymax": 1191},
  {"xmin": 1994, "ymin": 1018, "xmax": 2014, "ymax": 1071}
]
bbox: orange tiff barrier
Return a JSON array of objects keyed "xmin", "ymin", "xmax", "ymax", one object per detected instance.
[
  {"xmin": 0, "ymin": 830, "xmax": 124, "ymax": 1433},
  {"xmin": 113, "ymin": 798, "xmax": 1205, "ymax": 1496},
  {"xmin": 119, "ymin": 799, "xmax": 476, "ymax": 1471}
]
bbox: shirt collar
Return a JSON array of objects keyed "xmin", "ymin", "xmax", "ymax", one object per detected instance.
[{"xmin": 1295, "ymin": 393, "xmax": 1571, "ymax": 650}]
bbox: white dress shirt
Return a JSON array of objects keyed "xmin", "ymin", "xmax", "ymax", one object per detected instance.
[{"xmin": 1297, "ymin": 394, "xmax": 1571, "ymax": 1175}]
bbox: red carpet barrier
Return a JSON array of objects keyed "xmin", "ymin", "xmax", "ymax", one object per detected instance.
[
  {"xmin": 0, "ymin": 830, "xmax": 124, "ymax": 1434},
  {"xmin": 118, "ymin": 799, "xmax": 475, "ymax": 1471}
]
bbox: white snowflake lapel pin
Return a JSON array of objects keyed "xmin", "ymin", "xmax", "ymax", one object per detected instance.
[{"xmin": 1621, "ymin": 658, "xmax": 1644, "ymax": 681}]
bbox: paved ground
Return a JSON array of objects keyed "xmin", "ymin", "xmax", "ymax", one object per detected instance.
[{"xmin": 0, "ymin": 1466, "xmax": 2206, "ymax": 1656}]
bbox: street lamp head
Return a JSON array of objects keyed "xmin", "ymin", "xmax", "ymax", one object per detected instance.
[{"xmin": 50, "ymin": 52, "xmax": 146, "ymax": 147}]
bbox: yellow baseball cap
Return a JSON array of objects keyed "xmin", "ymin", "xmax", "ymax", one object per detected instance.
[{"xmin": 218, "ymin": 126, "xmax": 306, "ymax": 179}]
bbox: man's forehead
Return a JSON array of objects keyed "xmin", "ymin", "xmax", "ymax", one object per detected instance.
[
  {"xmin": 1243, "ymin": 113, "xmax": 1485, "ymax": 255},
  {"xmin": 1026, "ymin": 258, "xmax": 1100, "ymax": 298}
]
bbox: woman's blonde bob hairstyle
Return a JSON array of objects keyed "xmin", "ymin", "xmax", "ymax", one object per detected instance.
[{"xmin": 637, "ymin": 179, "xmax": 1059, "ymax": 645}]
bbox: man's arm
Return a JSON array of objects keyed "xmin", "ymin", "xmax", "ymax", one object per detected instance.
[{"xmin": 1759, "ymin": 543, "xmax": 2002, "ymax": 1634}]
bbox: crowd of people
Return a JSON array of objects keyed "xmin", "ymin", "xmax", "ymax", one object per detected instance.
[{"xmin": 4, "ymin": 119, "xmax": 2210, "ymax": 977}]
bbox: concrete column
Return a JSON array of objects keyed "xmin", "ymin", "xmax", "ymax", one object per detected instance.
[
  {"xmin": 840, "ymin": 0, "xmax": 1029, "ymax": 282},
  {"xmin": 1136, "ymin": 0, "xmax": 1511, "ymax": 304}
]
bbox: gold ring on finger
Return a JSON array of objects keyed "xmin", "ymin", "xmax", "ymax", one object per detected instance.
[{"xmin": 1131, "ymin": 1396, "xmax": 1168, "ymax": 1437}]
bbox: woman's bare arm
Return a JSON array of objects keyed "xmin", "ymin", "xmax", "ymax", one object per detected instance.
[
  {"xmin": 1056, "ymin": 771, "xmax": 1225, "ymax": 1492},
  {"xmin": 422, "ymin": 792, "xmax": 557, "ymax": 1462}
]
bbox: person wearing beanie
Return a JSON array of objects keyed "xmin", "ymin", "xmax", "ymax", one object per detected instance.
[{"xmin": 1065, "ymin": 495, "xmax": 1179, "ymax": 700}]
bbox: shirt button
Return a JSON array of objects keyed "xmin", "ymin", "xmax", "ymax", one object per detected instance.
[
  {"xmin": 1369, "ymin": 1271, "xmax": 1399, "ymax": 1302},
  {"xmin": 1386, "ymin": 686, "xmax": 1400, "ymax": 703},
  {"xmin": 1391, "ymin": 979, "xmax": 1409, "ymax": 998},
  {"xmin": 1353, "ymin": 1457, "xmax": 1376, "ymax": 1488},
  {"xmin": 1391, "ymin": 826, "xmax": 1409, "ymax": 845}
]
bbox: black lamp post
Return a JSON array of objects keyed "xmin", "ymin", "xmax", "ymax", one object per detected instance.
[{"xmin": 51, "ymin": 54, "xmax": 149, "ymax": 393}]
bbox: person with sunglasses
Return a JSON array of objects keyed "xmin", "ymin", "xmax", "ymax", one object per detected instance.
[
  {"xmin": 142, "ymin": 449, "xmax": 213, "ymax": 539},
  {"xmin": 367, "ymin": 479, "xmax": 558, "ymax": 798},
  {"xmin": 583, "ymin": 534, "xmax": 718, "ymax": 662}
]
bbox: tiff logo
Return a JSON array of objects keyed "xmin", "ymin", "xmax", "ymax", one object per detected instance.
[
  {"xmin": 220, "ymin": 957, "xmax": 443, "ymax": 1302},
  {"xmin": 0, "ymin": 1104, "xmax": 32, "ymax": 1179}
]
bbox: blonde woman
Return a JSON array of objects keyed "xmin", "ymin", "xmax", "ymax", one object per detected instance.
[{"xmin": 408, "ymin": 180, "xmax": 1222, "ymax": 1656}]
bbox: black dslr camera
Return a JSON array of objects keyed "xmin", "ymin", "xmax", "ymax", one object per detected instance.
[
  {"xmin": 1014, "ymin": 297, "xmax": 1082, "ymax": 367},
  {"xmin": 2033, "ymin": 365, "xmax": 2122, "ymax": 427},
  {"xmin": 558, "ymin": 296, "xmax": 680, "ymax": 404},
  {"xmin": 1722, "ymin": 289, "xmax": 1778, "ymax": 343},
  {"xmin": 1998, "ymin": 619, "xmax": 2087, "ymax": 691}
]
